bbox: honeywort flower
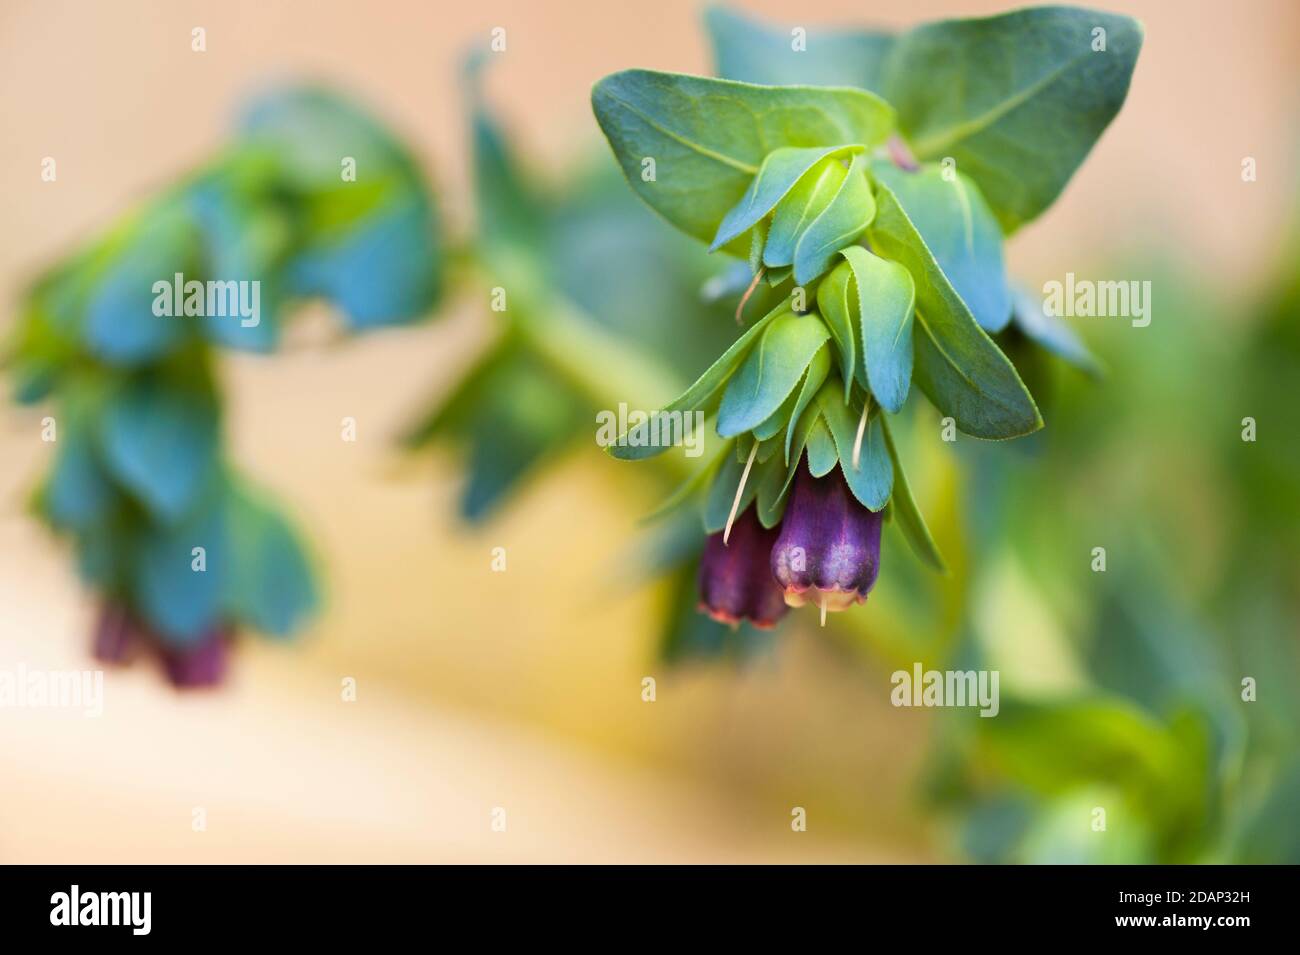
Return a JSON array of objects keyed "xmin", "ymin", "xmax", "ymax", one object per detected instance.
[
  {"xmin": 92, "ymin": 601, "xmax": 230, "ymax": 688},
  {"xmin": 158, "ymin": 627, "xmax": 231, "ymax": 688},
  {"xmin": 697, "ymin": 507, "xmax": 788, "ymax": 629},
  {"xmin": 771, "ymin": 460, "xmax": 882, "ymax": 619}
]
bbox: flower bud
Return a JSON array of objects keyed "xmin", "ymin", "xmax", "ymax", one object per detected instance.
[
  {"xmin": 697, "ymin": 507, "xmax": 788, "ymax": 629},
  {"xmin": 771, "ymin": 461, "xmax": 882, "ymax": 612}
]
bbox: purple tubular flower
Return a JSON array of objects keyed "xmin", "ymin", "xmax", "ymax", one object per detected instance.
[
  {"xmin": 697, "ymin": 507, "xmax": 788, "ymax": 629},
  {"xmin": 771, "ymin": 461, "xmax": 883, "ymax": 613},
  {"xmin": 92, "ymin": 602, "xmax": 140, "ymax": 664},
  {"xmin": 157, "ymin": 626, "xmax": 231, "ymax": 689}
]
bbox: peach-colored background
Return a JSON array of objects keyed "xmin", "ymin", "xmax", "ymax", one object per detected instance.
[{"xmin": 1, "ymin": 0, "xmax": 1296, "ymax": 862}]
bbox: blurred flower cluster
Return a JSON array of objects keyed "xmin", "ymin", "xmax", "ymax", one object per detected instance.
[{"xmin": 5, "ymin": 89, "xmax": 442, "ymax": 685}]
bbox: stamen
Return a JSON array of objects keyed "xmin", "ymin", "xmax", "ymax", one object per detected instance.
[
  {"xmin": 735, "ymin": 268, "xmax": 765, "ymax": 325},
  {"xmin": 852, "ymin": 395, "xmax": 871, "ymax": 470},
  {"xmin": 723, "ymin": 441, "xmax": 760, "ymax": 545},
  {"xmin": 819, "ymin": 596, "xmax": 827, "ymax": 627}
]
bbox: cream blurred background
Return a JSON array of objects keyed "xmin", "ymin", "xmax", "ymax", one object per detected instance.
[{"xmin": 1, "ymin": 0, "xmax": 1296, "ymax": 862}]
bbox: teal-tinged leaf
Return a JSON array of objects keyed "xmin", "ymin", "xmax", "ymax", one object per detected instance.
[
  {"xmin": 881, "ymin": 7, "xmax": 1143, "ymax": 233},
  {"xmin": 840, "ymin": 245, "xmax": 915, "ymax": 413},
  {"xmin": 705, "ymin": 5, "xmax": 896, "ymax": 95},
  {"xmin": 41, "ymin": 405, "xmax": 116, "ymax": 532},
  {"xmin": 464, "ymin": 52, "xmax": 548, "ymax": 257},
  {"xmin": 765, "ymin": 266, "xmax": 792, "ymax": 287},
  {"xmin": 748, "ymin": 217, "xmax": 769, "ymax": 274},
  {"xmin": 84, "ymin": 210, "xmax": 195, "ymax": 366},
  {"xmin": 238, "ymin": 87, "xmax": 415, "ymax": 192},
  {"xmin": 880, "ymin": 414, "xmax": 945, "ymax": 570},
  {"xmin": 609, "ymin": 299, "xmax": 790, "ymax": 459},
  {"xmin": 72, "ymin": 510, "xmax": 138, "ymax": 591},
  {"xmin": 711, "ymin": 145, "xmax": 858, "ymax": 251},
  {"xmin": 817, "ymin": 384, "xmax": 892, "ymax": 511},
  {"xmin": 717, "ymin": 311, "xmax": 830, "ymax": 437},
  {"xmin": 703, "ymin": 446, "xmax": 760, "ymax": 533},
  {"xmin": 133, "ymin": 487, "xmax": 228, "ymax": 643},
  {"xmin": 752, "ymin": 387, "xmax": 796, "ymax": 442},
  {"xmin": 701, "ymin": 260, "xmax": 755, "ymax": 303},
  {"xmin": 754, "ymin": 452, "xmax": 793, "ymax": 527},
  {"xmin": 1010, "ymin": 284, "xmax": 1102, "ymax": 376},
  {"xmin": 785, "ymin": 343, "xmax": 831, "ymax": 463},
  {"xmin": 186, "ymin": 177, "xmax": 290, "ymax": 352},
  {"xmin": 805, "ymin": 416, "xmax": 838, "ymax": 477},
  {"xmin": 658, "ymin": 556, "xmax": 775, "ymax": 663},
  {"xmin": 100, "ymin": 378, "xmax": 220, "ymax": 523},
  {"xmin": 764, "ymin": 155, "xmax": 847, "ymax": 268},
  {"xmin": 591, "ymin": 69, "xmax": 895, "ymax": 251},
  {"xmin": 400, "ymin": 339, "xmax": 514, "ymax": 449},
  {"xmin": 870, "ymin": 159, "xmax": 1010, "ymax": 332},
  {"xmin": 460, "ymin": 359, "xmax": 582, "ymax": 521},
  {"xmin": 867, "ymin": 181, "xmax": 1040, "ymax": 439},
  {"xmin": 793, "ymin": 152, "xmax": 876, "ymax": 285},
  {"xmin": 225, "ymin": 483, "xmax": 318, "ymax": 637},
  {"xmin": 287, "ymin": 191, "xmax": 441, "ymax": 328},
  {"xmin": 641, "ymin": 439, "xmax": 733, "ymax": 524},
  {"xmin": 815, "ymin": 260, "xmax": 859, "ymax": 401}
]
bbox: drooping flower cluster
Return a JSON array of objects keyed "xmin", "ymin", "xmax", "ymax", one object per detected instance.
[{"xmin": 699, "ymin": 460, "xmax": 883, "ymax": 628}]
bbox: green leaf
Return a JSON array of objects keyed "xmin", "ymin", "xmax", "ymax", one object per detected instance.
[
  {"xmin": 881, "ymin": 7, "xmax": 1143, "ymax": 232},
  {"xmin": 763, "ymin": 155, "xmax": 847, "ymax": 268},
  {"xmin": 785, "ymin": 343, "xmax": 831, "ymax": 463},
  {"xmin": 817, "ymin": 383, "xmax": 892, "ymax": 511},
  {"xmin": 711, "ymin": 145, "xmax": 858, "ymax": 251},
  {"xmin": 133, "ymin": 485, "xmax": 228, "ymax": 642},
  {"xmin": 464, "ymin": 52, "xmax": 548, "ymax": 257},
  {"xmin": 765, "ymin": 266, "xmax": 792, "ymax": 287},
  {"xmin": 609, "ymin": 299, "xmax": 790, "ymax": 459},
  {"xmin": 840, "ymin": 245, "xmax": 915, "ymax": 413},
  {"xmin": 805, "ymin": 415, "xmax": 838, "ymax": 477},
  {"xmin": 867, "ymin": 181, "xmax": 1041, "ymax": 439},
  {"xmin": 225, "ymin": 482, "xmax": 319, "ymax": 637},
  {"xmin": 1010, "ymin": 284, "xmax": 1102, "ymax": 377},
  {"xmin": 642, "ymin": 439, "xmax": 733, "ymax": 524},
  {"xmin": 752, "ymin": 387, "xmax": 796, "ymax": 442},
  {"xmin": 870, "ymin": 159, "xmax": 1010, "ymax": 333},
  {"xmin": 705, "ymin": 5, "xmax": 896, "ymax": 95},
  {"xmin": 83, "ymin": 207, "xmax": 195, "ymax": 366},
  {"xmin": 748, "ymin": 217, "xmax": 769, "ymax": 274},
  {"xmin": 717, "ymin": 311, "xmax": 830, "ymax": 437},
  {"xmin": 591, "ymin": 69, "xmax": 894, "ymax": 251},
  {"xmin": 880, "ymin": 414, "xmax": 945, "ymax": 570},
  {"xmin": 40, "ymin": 391, "xmax": 117, "ymax": 532},
  {"xmin": 100, "ymin": 377, "xmax": 221, "ymax": 522},
  {"xmin": 793, "ymin": 152, "xmax": 876, "ymax": 285},
  {"xmin": 815, "ymin": 261, "xmax": 859, "ymax": 401},
  {"xmin": 755, "ymin": 449, "xmax": 795, "ymax": 527}
]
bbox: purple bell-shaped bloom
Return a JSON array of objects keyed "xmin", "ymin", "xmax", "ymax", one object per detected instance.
[
  {"xmin": 158, "ymin": 626, "xmax": 231, "ymax": 688},
  {"xmin": 771, "ymin": 461, "xmax": 883, "ymax": 616},
  {"xmin": 697, "ymin": 507, "xmax": 788, "ymax": 629},
  {"xmin": 92, "ymin": 602, "xmax": 141, "ymax": 664},
  {"xmin": 90, "ymin": 601, "xmax": 233, "ymax": 688}
]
